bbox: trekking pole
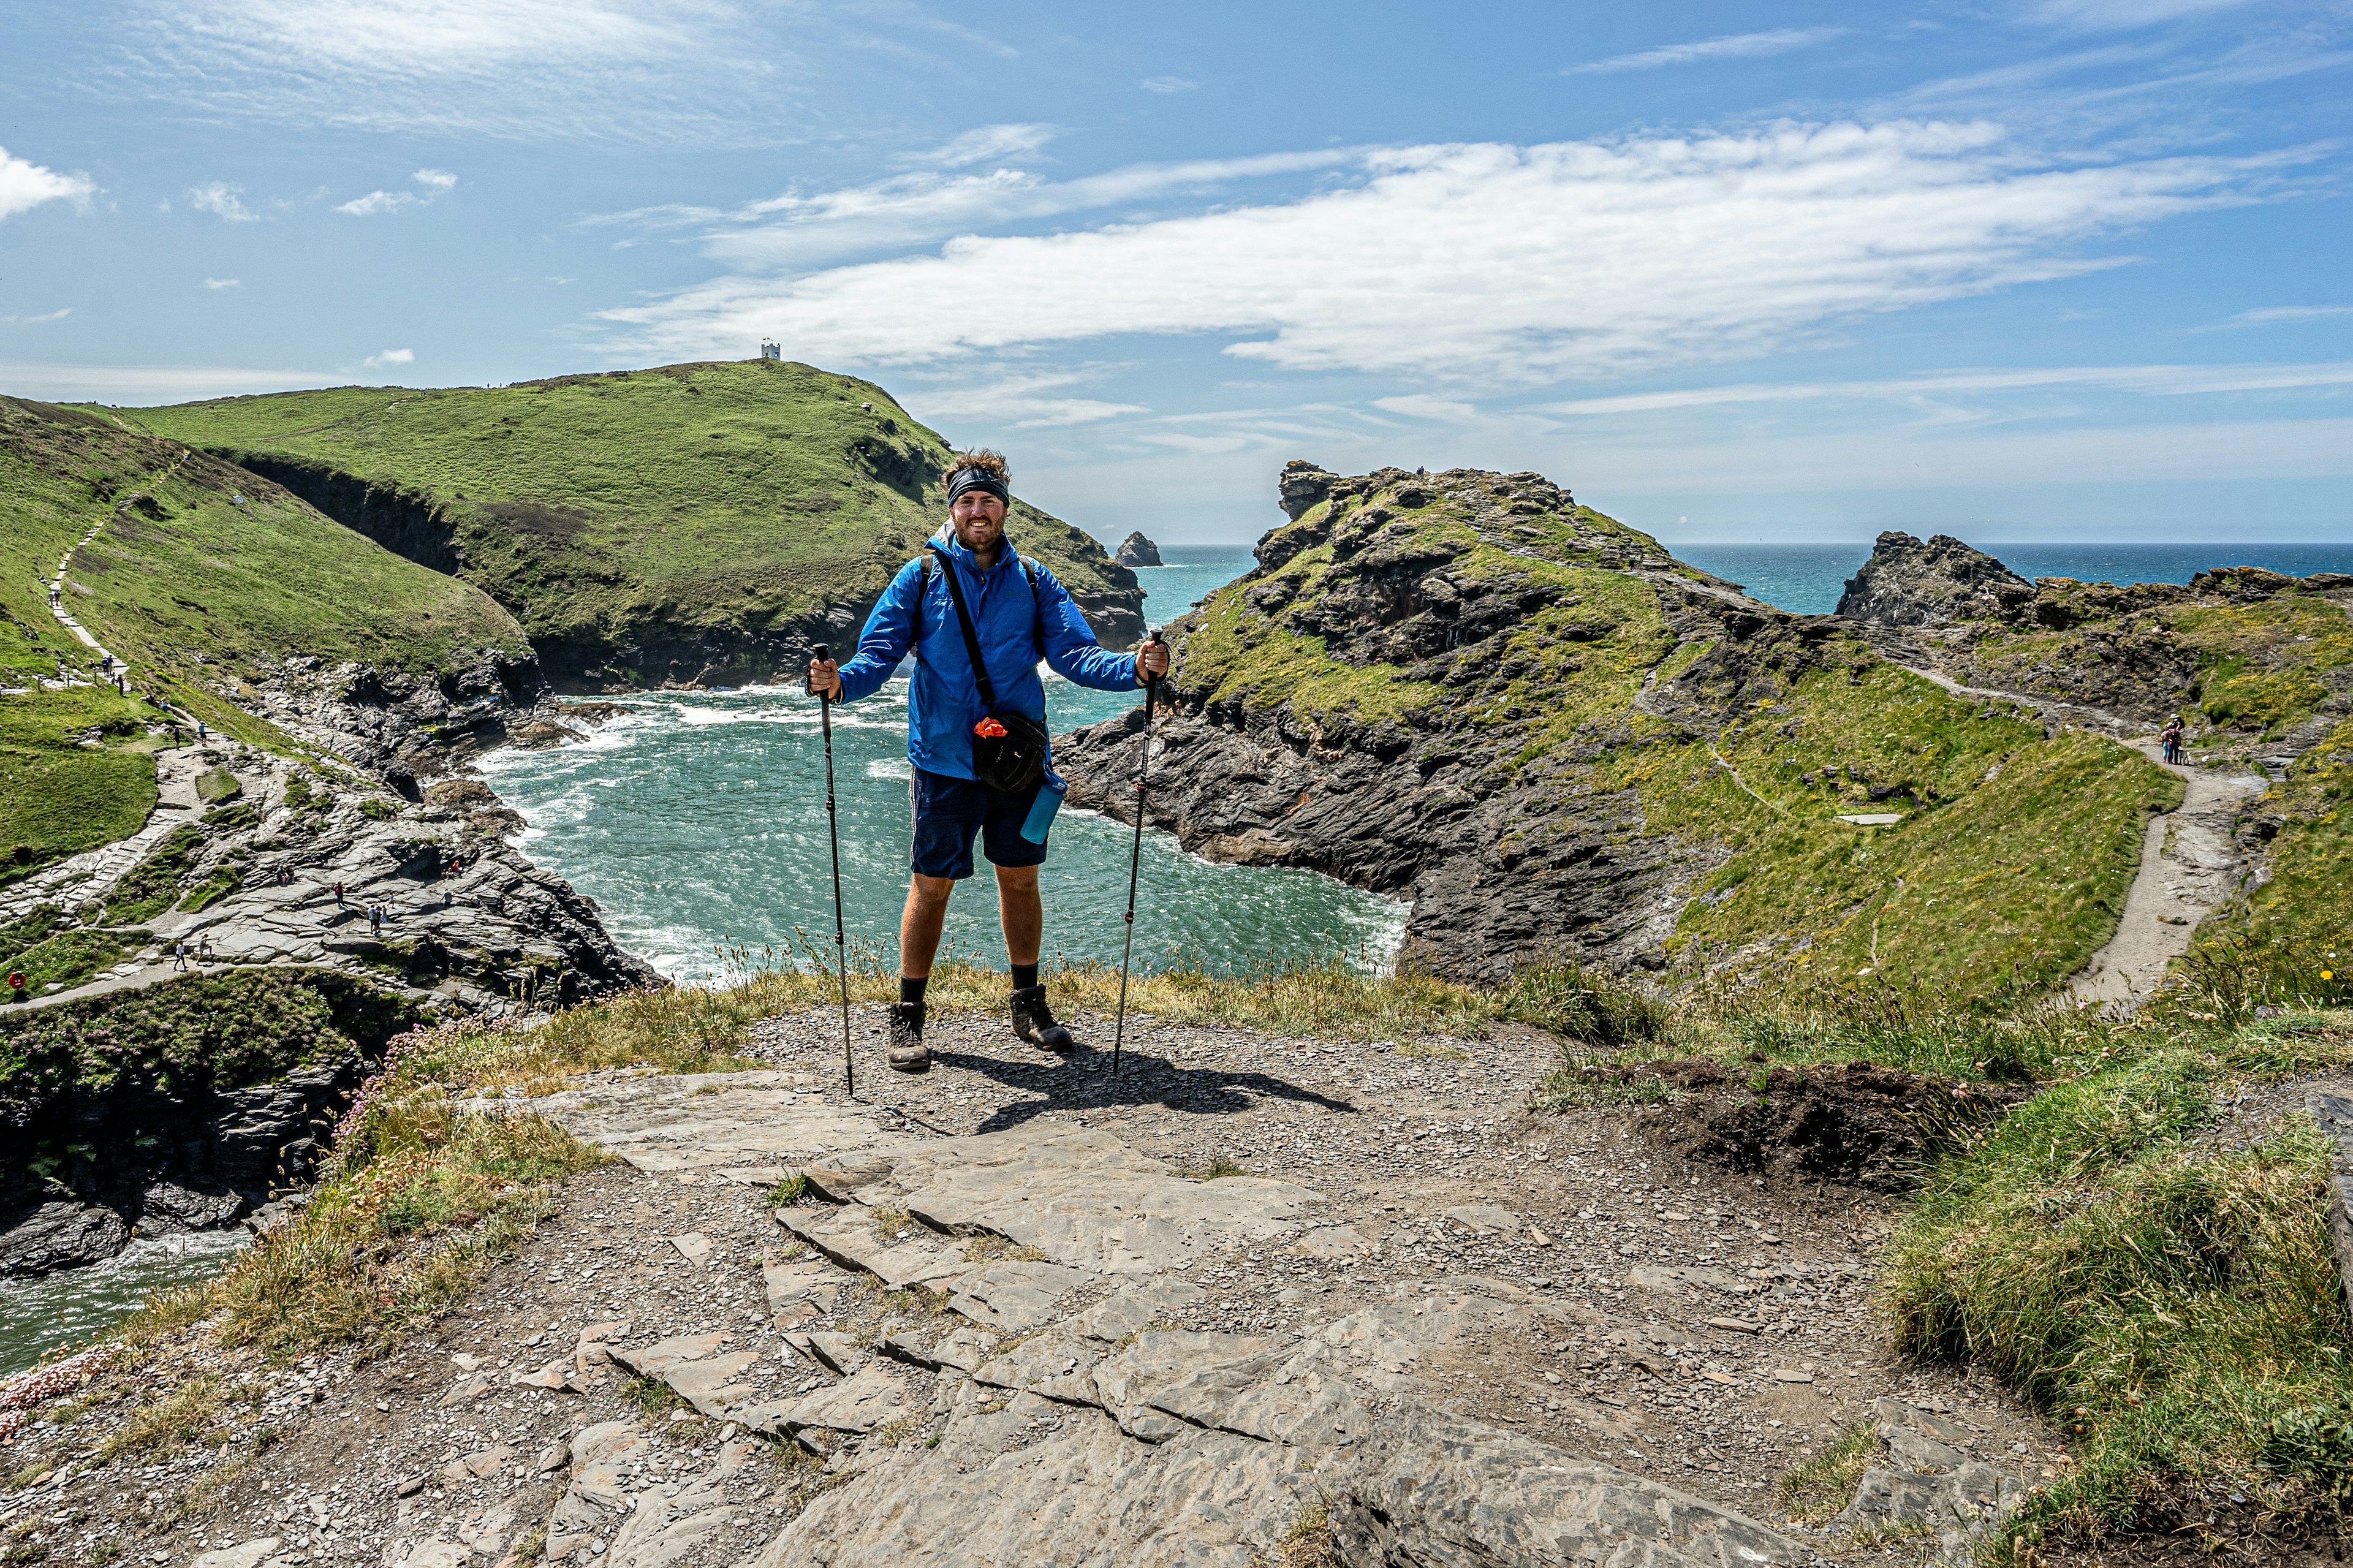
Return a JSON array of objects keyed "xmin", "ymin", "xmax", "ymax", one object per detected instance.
[
  {"xmin": 1112, "ymin": 629, "xmax": 1164, "ymax": 1078},
  {"xmin": 811, "ymin": 645, "xmax": 854, "ymax": 1099}
]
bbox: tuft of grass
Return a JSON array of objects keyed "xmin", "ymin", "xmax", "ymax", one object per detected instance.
[
  {"xmin": 962, "ymin": 1235, "xmax": 1050, "ymax": 1264},
  {"xmin": 1182, "ymin": 1155, "xmax": 1259, "ymax": 1181},
  {"xmin": 92, "ymin": 1374, "xmax": 222, "ymax": 1463},
  {"xmin": 1272, "ymin": 1493, "xmax": 1339, "ymax": 1568},
  {"xmin": 1778, "ymin": 1425, "xmax": 1877, "ymax": 1525},
  {"xmin": 765, "ymin": 1172, "xmax": 807, "ymax": 1206},
  {"xmin": 1501, "ymin": 956, "xmax": 1673, "ymax": 1048},
  {"xmin": 621, "ymin": 1373, "xmax": 689, "ymax": 1420}
]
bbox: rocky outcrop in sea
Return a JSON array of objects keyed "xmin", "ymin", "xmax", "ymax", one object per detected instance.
[
  {"xmin": 1053, "ymin": 462, "xmax": 1841, "ymax": 979},
  {"xmin": 1115, "ymin": 531, "xmax": 1162, "ymax": 568}
]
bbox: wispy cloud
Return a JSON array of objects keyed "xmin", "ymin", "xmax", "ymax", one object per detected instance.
[
  {"xmin": 904, "ymin": 367, "xmax": 1146, "ymax": 428},
  {"xmin": 203, "ymin": 277, "xmax": 240, "ymax": 290},
  {"xmin": 0, "ymin": 362, "xmax": 336, "ymax": 403},
  {"xmin": 188, "ymin": 180, "xmax": 259, "ymax": 221},
  {"xmin": 1566, "ymin": 28, "xmax": 1845, "ymax": 75},
  {"xmin": 362, "ymin": 347, "xmax": 415, "ymax": 368},
  {"xmin": 337, "ymin": 167, "xmax": 459, "ymax": 216},
  {"xmin": 2199, "ymin": 305, "xmax": 2353, "ymax": 330},
  {"xmin": 1140, "ymin": 76, "xmax": 1196, "ymax": 94},
  {"xmin": 588, "ymin": 148, "xmax": 1360, "ymax": 270},
  {"xmin": 903, "ymin": 124, "xmax": 1057, "ymax": 169},
  {"xmin": 1539, "ymin": 361, "xmax": 2353, "ymax": 416},
  {"xmin": 2025, "ymin": 0, "xmax": 2259, "ymax": 32},
  {"xmin": 599, "ymin": 123, "xmax": 2298, "ymax": 388},
  {"xmin": 0, "ymin": 148, "xmax": 96, "ymax": 221},
  {"xmin": 1, "ymin": 308, "xmax": 72, "ymax": 325},
  {"xmin": 116, "ymin": 0, "xmax": 788, "ymax": 141}
]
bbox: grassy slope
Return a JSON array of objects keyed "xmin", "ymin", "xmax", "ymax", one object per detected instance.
[
  {"xmin": 2189, "ymin": 714, "xmax": 2353, "ymax": 1004},
  {"xmin": 120, "ymin": 360, "xmax": 1137, "ymax": 683},
  {"xmin": 1183, "ymin": 477, "xmax": 2175, "ymax": 1004},
  {"xmin": 0, "ymin": 395, "xmax": 529, "ymax": 874}
]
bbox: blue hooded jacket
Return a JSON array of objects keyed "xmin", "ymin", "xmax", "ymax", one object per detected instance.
[{"xmin": 833, "ymin": 528, "xmax": 1141, "ymax": 781}]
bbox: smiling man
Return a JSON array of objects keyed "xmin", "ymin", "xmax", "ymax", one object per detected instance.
[{"xmin": 808, "ymin": 450, "xmax": 1170, "ymax": 1075}]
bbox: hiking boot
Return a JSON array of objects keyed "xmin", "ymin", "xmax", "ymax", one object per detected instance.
[
  {"xmin": 886, "ymin": 1002, "xmax": 930, "ymax": 1074},
  {"xmin": 1010, "ymin": 985, "xmax": 1074, "ymax": 1052}
]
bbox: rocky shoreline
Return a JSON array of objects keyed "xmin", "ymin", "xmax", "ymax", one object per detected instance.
[{"xmin": 0, "ymin": 653, "xmax": 661, "ymax": 1279}]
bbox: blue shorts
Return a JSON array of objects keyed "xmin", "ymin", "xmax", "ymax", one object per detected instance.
[{"xmin": 910, "ymin": 767, "xmax": 1048, "ymax": 880}]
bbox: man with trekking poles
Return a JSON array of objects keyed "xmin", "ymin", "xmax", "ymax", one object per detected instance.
[{"xmin": 807, "ymin": 450, "xmax": 1170, "ymax": 1076}]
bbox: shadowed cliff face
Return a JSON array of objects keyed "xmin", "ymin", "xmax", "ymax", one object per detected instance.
[{"xmin": 1053, "ymin": 464, "xmax": 1852, "ymax": 980}]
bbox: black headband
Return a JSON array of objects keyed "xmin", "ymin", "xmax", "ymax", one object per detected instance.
[{"xmin": 945, "ymin": 467, "xmax": 1010, "ymax": 507}]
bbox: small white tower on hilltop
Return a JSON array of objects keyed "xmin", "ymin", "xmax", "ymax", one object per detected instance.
[{"xmin": 759, "ymin": 339, "xmax": 781, "ymax": 361}]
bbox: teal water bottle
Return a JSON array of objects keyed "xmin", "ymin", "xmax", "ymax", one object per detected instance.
[{"xmin": 1021, "ymin": 767, "xmax": 1067, "ymax": 844}]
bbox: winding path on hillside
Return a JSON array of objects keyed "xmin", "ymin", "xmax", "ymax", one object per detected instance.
[
  {"xmin": 1895, "ymin": 662, "xmax": 2265, "ymax": 1010},
  {"xmin": 44, "ymin": 446, "xmax": 192, "ymax": 688}
]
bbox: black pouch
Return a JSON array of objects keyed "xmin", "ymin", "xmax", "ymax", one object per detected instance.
[{"xmin": 928, "ymin": 546, "xmax": 1050, "ymax": 796}]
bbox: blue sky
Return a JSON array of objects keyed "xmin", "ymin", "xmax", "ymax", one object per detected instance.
[{"xmin": 2, "ymin": 1, "xmax": 2347, "ymax": 548}]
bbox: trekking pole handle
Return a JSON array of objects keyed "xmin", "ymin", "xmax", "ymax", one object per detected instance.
[{"xmin": 810, "ymin": 643, "xmax": 833, "ymax": 699}]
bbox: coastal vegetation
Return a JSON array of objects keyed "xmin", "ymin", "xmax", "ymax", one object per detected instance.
[{"xmin": 118, "ymin": 360, "xmax": 1142, "ymax": 687}]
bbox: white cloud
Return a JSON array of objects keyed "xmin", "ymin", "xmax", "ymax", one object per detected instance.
[
  {"xmin": 363, "ymin": 347, "xmax": 415, "ymax": 368},
  {"xmin": 599, "ymin": 123, "xmax": 2292, "ymax": 388},
  {"xmin": 595, "ymin": 148, "xmax": 1359, "ymax": 270},
  {"xmin": 2205, "ymin": 305, "xmax": 2353, "ymax": 328},
  {"xmin": 0, "ymin": 363, "xmax": 338, "ymax": 402},
  {"xmin": 337, "ymin": 189, "xmax": 414, "ymax": 216},
  {"xmin": 188, "ymin": 180, "xmax": 259, "ymax": 221},
  {"xmin": 903, "ymin": 124, "xmax": 1057, "ymax": 169},
  {"xmin": 1140, "ymin": 77, "xmax": 1196, "ymax": 94},
  {"xmin": 2026, "ymin": 0, "xmax": 2257, "ymax": 31},
  {"xmin": 0, "ymin": 148, "xmax": 96, "ymax": 221},
  {"xmin": 337, "ymin": 168, "xmax": 458, "ymax": 216},
  {"xmin": 121, "ymin": 0, "xmax": 780, "ymax": 140},
  {"xmin": 1, "ymin": 309, "xmax": 72, "ymax": 325},
  {"xmin": 203, "ymin": 277, "xmax": 241, "ymax": 290},
  {"xmin": 1373, "ymin": 395, "xmax": 1481, "ymax": 423},
  {"xmin": 1540, "ymin": 361, "xmax": 2353, "ymax": 416},
  {"xmin": 1566, "ymin": 28, "xmax": 1845, "ymax": 75},
  {"xmin": 901, "ymin": 368, "xmax": 1146, "ymax": 429}
]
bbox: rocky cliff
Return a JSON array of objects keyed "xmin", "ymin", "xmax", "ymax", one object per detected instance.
[
  {"xmin": 1837, "ymin": 531, "xmax": 2353, "ymax": 746},
  {"xmin": 1055, "ymin": 464, "xmax": 2175, "ymax": 994},
  {"xmin": 1115, "ymin": 531, "xmax": 1162, "ymax": 567}
]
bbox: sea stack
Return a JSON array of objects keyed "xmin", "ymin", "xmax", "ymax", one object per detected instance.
[
  {"xmin": 1115, "ymin": 531, "xmax": 1163, "ymax": 567},
  {"xmin": 1836, "ymin": 531, "xmax": 2034, "ymax": 626}
]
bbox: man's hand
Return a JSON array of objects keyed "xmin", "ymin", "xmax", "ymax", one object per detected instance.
[
  {"xmin": 808, "ymin": 655, "xmax": 843, "ymax": 700},
  {"xmin": 1135, "ymin": 640, "xmax": 1170, "ymax": 683}
]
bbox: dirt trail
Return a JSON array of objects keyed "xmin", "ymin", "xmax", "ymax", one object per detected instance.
[
  {"xmin": 44, "ymin": 446, "xmax": 191, "ymax": 688},
  {"xmin": 1895, "ymin": 662, "xmax": 2265, "ymax": 1011}
]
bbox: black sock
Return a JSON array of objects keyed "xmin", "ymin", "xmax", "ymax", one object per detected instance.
[
  {"xmin": 900, "ymin": 975, "xmax": 928, "ymax": 1007},
  {"xmin": 1012, "ymin": 963, "xmax": 1039, "ymax": 992}
]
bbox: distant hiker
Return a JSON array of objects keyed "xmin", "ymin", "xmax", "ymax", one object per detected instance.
[
  {"xmin": 333, "ymin": 881, "xmax": 345, "ymax": 906},
  {"xmin": 7, "ymin": 971, "xmax": 24, "ymax": 1001},
  {"xmin": 2161, "ymin": 715, "xmax": 2186, "ymax": 767},
  {"xmin": 368, "ymin": 904, "xmax": 384, "ymax": 936},
  {"xmin": 809, "ymin": 448, "xmax": 1170, "ymax": 1075},
  {"xmin": 172, "ymin": 937, "xmax": 188, "ymax": 971},
  {"xmin": 197, "ymin": 934, "xmax": 213, "ymax": 964}
]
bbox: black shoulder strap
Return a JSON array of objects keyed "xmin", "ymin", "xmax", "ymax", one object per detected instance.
[
  {"xmin": 926, "ymin": 545, "xmax": 999, "ymax": 711},
  {"xmin": 1022, "ymin": 556, "xmax": 1044, "ymax": 656}
]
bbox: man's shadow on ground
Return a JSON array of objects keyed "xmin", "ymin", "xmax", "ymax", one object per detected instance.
[{"xmin": 920, "ymin": 1033, "xmax": 1356, "ymax": 1135}]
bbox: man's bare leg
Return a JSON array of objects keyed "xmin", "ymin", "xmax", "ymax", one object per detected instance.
[
  {"xmin": 900, "ymin": 873, "xmax": 956, "ymax": 979},
  {"xmin": 995, "ymin": 864, "xmax": 1042, "ymax": 967}
]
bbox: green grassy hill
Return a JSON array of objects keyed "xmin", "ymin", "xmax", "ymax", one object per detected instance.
[
  {"xmin": 1059, "ymin": 464, "xmax": 2177, "ymax": 1001},
  {"xmin": 122, "ymin": 360, "xmax": 1145, "ymax": 690},
  {"xmin": 0, "ymin": 395, "xmax": 529, "ymax": 879}
]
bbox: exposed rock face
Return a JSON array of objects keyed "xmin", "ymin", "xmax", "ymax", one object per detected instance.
[
  {"xmin": 1836, "ymin": 532, "xmax": 2034, "ymax": 626},
  {"xmin": 1837, "ymin": 534, "xmax": 2353, "ymax": 735},
  {"xmin": 1054, "ymin": 463, "xmax": 1843, "ymax": 979},
  {"xmin": 1114, "ymin": 531, "xmax": 1162, "ymax": 568}
]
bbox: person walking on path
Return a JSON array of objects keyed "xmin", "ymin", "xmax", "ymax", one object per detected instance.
[
  {"xmin": 172, "ymin": 937, "xmax": 188, "ymax": 972},
  {"xmin": 809, "ymin": 449, "xmax": 1170, "ymax": 1075},
  {"xmin": 2161, "ymin": 714, "xmax": 2186, "ymax": 767}
]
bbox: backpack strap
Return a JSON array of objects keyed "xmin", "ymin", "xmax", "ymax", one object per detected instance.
[{"xmin": 926, "ymin": 545, "xmax": 1000, "ymax": 711}]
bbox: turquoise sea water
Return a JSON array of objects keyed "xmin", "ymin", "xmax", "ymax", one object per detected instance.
[{"xmin": 478, "ymin": 547, "xmax": 1408, "ymax": 984}]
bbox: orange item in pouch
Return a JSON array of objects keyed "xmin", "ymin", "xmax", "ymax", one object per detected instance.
[{"xmin": 974, "ymin": 717, "xmax": 1009, "ymax": 738}]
